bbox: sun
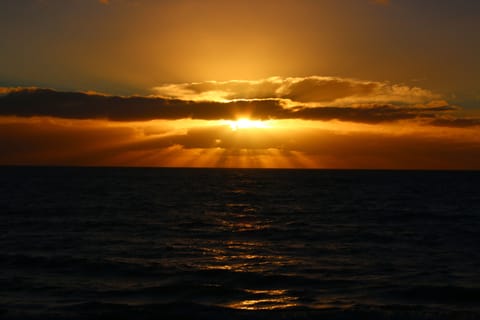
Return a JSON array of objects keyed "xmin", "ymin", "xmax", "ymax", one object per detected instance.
[{"xmin": 228, "ymin": 118, "xmax": 270, "ymax": 131}]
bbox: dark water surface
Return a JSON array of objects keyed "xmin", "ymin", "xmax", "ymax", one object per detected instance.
[{"xmin": 1, "ymin": 167, "xmax": 480, "ymax": 319}]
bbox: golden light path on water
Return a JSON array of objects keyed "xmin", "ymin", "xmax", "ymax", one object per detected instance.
[
  {"xmin": 201, "ymin": 241, "xmax": 302, "ymax": 310},
  {"xmin": 227, "ymin": 289, "xmax": 299, "ymax": 310},
  {"xmin": 193, "ymin": 197, "xmax": 304, "ymax": 311},
  {"xmin": 194, "ymin": 208, "xmax": 354, "ymax": 311}
]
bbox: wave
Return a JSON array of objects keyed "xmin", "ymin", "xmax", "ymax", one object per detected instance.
[
  {"xmin": 2, "ymin": 167, "xmax": 480, "ymax": 319},
  {"xmin": 2, "ymin": 301, "xmax": 479, "ymax": 320},
  {"xmin": 385, "ymin": 285, "xmax": 480, "ymax": 305}
]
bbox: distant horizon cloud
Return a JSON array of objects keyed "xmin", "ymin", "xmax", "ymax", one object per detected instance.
[{"xmin": 1, "ymin": 115, "xmax": 479, "ymax": 169}]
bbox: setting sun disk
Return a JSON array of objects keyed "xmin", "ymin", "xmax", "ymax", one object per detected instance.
[{"xmin": 228, "ymin": 119, "xmax": 269, "ymax": 131}]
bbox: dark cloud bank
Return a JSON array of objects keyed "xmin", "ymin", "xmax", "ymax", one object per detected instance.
[{"xmin": 0, "ymin": 88, "xmax": 478, "ymax": 127}]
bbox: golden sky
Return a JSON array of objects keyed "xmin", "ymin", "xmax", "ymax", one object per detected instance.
[{"xmin": 0, "ymin": 0, "xmax": 479, "ymax": 169}]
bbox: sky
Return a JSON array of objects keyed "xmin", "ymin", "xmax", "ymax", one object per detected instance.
[{"xmin": 1, "ymin": 0, "xmax": 479, "ymax": 169}]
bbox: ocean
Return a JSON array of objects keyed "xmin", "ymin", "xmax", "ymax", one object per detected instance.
[{"xmin": 1, "ymin": 167, "xmax": 479, "ymax": 319}]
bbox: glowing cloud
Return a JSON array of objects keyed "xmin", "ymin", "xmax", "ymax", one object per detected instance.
[
  {"xmin": 152, "ymin": 76, "xmax": 439, "ymax": 107},
  {"xmin": 0, "ymin": 79, "xmax": 476, "ymax": 127},
  {"xmin": 1, "ymin": 116, "xmax": 479, "ymax": 169}
]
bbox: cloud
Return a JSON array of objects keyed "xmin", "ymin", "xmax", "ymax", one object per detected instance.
[
  {"xmin": 1, "ymin": 118, "xmax": 479, "ymax": 169},
  {"xmin": 429, "ymin": 117, "xmax": 480, "ymax": 128},
  {"xmin": 0, "ymin": 118, "xmax": 136, "ymax": 165},
  {"xmin": 114, "ymin": 124, "xmax": 480, "ymax": 169},
  {"xmin": 0, "ymin": 76, "xmax": 477, "ymax": 127},
  {"xmin": 0, "ymin": 88, "xmax": 286, "ymax": 121},
  {"xmin": 290, "ymin": 104, "xmax": 458, "ymax": 124},
  {"xmin": 0, "ymin": 87, "xmax": 39, "ymax": 96},
  {"xmin": 152, "ymin": 76, "xmax": 438, "ymax": 106}
]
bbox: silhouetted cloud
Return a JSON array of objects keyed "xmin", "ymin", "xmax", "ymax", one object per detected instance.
[
  {"xmin": 0, "ymin": 88, "xmax": 284, "ymax": 121},
  {"xmin": 0, "ymin": 83, "xmax": 477, "ymax": 127},
  {"xmin": 429, "ymin": 117, "xmax": 480, "ymax": 128},
  {"xmin": 290, "ymin": 104, "xmax": 457, "ymax": 124}
]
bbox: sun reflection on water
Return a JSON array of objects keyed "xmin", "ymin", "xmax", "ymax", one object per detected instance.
[
  {"xmin": 226, "ymin": 289, "xmax": 299, "ymax": 310},
  {"xmin": 200, "ymin": 241, "xmax": 288, "ymax": 273},
  {"xmin": 194, "ymin": 187, "xmax": 304, "ymax": 311},
  {"xmin": 198, "ymin": 237, "xmax": 301, "ymax": 310}
]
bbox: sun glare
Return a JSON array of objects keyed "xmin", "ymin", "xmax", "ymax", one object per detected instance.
[{"xmin": 228, "ymin": 118, "xmax": 270, "ymax": 131}]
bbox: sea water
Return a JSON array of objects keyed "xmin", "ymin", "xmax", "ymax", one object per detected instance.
[{"xmin": 1, "ymin": 167, "xmax": 479, "ymax": 319}]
